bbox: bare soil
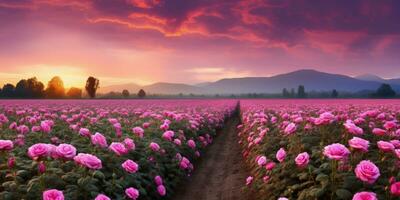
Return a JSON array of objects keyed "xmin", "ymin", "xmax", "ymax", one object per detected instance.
[{"xmin": 173, "ymin": 116, "xmax": 249, "ymax": 200}]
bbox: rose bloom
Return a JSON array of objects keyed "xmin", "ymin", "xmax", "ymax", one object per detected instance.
[
  {"xmin": 257, "ymin": 156, "xmax": 267, "ymax": 166},
  {"xmin": 121, "ymin": 159, "xmax": 139, "ymax": 173},
  {"xmin": 28, "ymin": 143, "xmax": 49, "ymax": 159},
  {"xmin": 354, "ymin": 160, "xmax": 380, "ymax": 184},
  {"xmin": 276, "ymin": 148, "xmax": 286, "ymax": 163},
  {"xmin": 55, "ymin": 144, "xmax": 76, "ymax": 159},
  {"xmin": 95, "ymin": 194, "xmax": 111, "ymax": 200},
  {"xmin": 124, "ymin": 138, "xmax": 136, "ymax": 150},
  {"xmin": 91, "ymin": 132, "xmax": 108, "ymax": 148},
  {"xmin": 391, "ymin": 182, "xmax": 400, "ymax": 196},
  {"xmin": 352, "ymin": 191, "xmax": 377, "ymax": 200},
  {"xmin": 323, "ymin": 143, "xmax": 350, "ymax": 160},
  {"xmin": 109, "ymin": 142, "xmax": 128, "ymax": 156},
  {"xmin": 246, "ymin": 176, "xmax": 253, "ymax": 185},
  {"xmin": 348, "ymin": 137, "xmax": 369, "ymax": 152},
  {"xmin": 0, "ymin": 140, "xmax": 14, "ymax": 151},
  {"xmin": 157, "ymin": 185, "xmax": 166, "ymax": 196},
  {"xmin": 377, "ymin": 141, "xmax": 395, "ymax": 152},
  {"xmin": 187, "ymin": 139, "xmax": 196, "ymax": 149},
  {"xmin": 73, "ymin": 153, "xmax": 102, "ymax": 170},
  {"xmin": 372, "ymin": 128, "xmax": 386, "ymax": 136},
  {"xmin": 284, "ymin": 123, "xmax": 297, "ymax": 135},
  {"xmin": 42, "ymin": 189, "xmax": 64, "ymax": 200},
  {"xmin": 154, "ymin": 175, "xmax": 163, "ymax": 186},
  {"xmin": 125, "ymin": 187, "xmax": 140, "ymax": 200},
  {"xmin": 162, "ymin": 130, "xmax": 174, "ymax": 141},
  {"xmin": 295, "ymin": 152, "xmax": 310, "ymax": 168},
  {"xmin": 79, "ymin": 128, "xmax": 91, "ymax": 137},
  {"xmin": 149, "ymin": 142, "xmax": 160, "ymax": 152},
  {"xmin": 132, "ymin": 127, "xmax": 144, "ymax": 138},
  {"xmin": 344, "ymin": 120, "xmax": 364, "ymax": 135},
  {"xmin": 394, "ymin": 149, "xmax": 400, "ymax": 159}
]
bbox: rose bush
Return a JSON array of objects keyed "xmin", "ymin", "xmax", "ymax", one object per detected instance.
[
  {"xmin": 0, "ymin": 99, "xmax": 236, "ymax": 199},
  {"xmin": 239, "ymin": 99, "xmax": 400, "ymax": 200}
]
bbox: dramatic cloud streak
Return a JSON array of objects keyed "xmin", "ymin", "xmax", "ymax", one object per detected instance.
[{"xmin": 0, "ymin": 0, "xmax": 400, "ymax": 87}]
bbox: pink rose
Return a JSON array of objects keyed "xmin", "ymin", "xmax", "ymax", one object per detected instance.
[
  {"xmin": 91, "ymin": 132, "xmax": 108, "ymax": 148},
  {"xmin": 55, "ymin": 144, "xmax": 76, "ymax": 159},
  {"xmin": 125, "ymin": 187, "xmax": 140, "ymax": 200},
  {"xmin": 187, "ymin": 139, "xmax": 196, "ymax": 149},
  {"xmin": 284, "ymin": 123, "xmax": 296, "ymax": 135},
  {"xmin": 28, "ymin": 143, "xmax": 49, "ymax": 159},
  {"xmin": 344, "ymin": 120, "xmax": 364, "ymax": 135},
  {"xmin": 95, "ymin": 194, "xmax": 111, "ymax": 200},
  {"xmin": 391, "ymin": 182, "xmax": 400, "ymax": 196},
  {"xmin": 323, "ymin": 143, "xmax": 350, "ymax": 160},
  {"xmin": 43, "ymin": 189, "xmax": 64, "ymax": 200},
  {"xmin": 154, "ymin": 175, "xmax": 163, "ymax": 186},
  {"xmin": 257, "ymin": 156, "xmax": 267, "ymax": 166},
  {"xmin": 372, "ymin": 128, "xmax": 386, "ymax": 136},
  {"xmin": 157, "ymin": 185, "xmax": 166, "ymax": 196},
  {"xmin": 79, "ymin": 128, "xmax": 91, "ymax": 137},
  {"xmin": 354, "ymin": 160, "xmax": 380, "ymax": 184},
  {"xmin": 132, "ymin": 127, "xmax": 144, "ymax": 138},
  {"xmin": 73, "ymin": 153, "xmax": 102, "ymax": 170},
  {"xmin": 265, "ymin": 162, "xmax": 276, "ymax": 170},
  {"xmin": 276, "ymin": 148, "xmax": 286, "ymax": 163},
  {"xmin": 295, "ymin": 152, "xmax": 310, "ymax": 168},
  {"xmin": 377, "ymin": 141, "xmax": 395, "ymax": 152},
  {"xmin": 162, "ymin": 130, "xmax": 174, "ymax": 141},
  {"xmin": 246, "ymin": 176, "xmax": 253, "ymax": 185},
  {"xmin": 109, "ymin": 142, "xmax": 128, "ymax": 156},
  {"xmin": 348, "ymin": 137, "xmax": 369, "ymax": 152},
  {"xmin": 124, "ymin": 138, "xmax": 135, "ymax": 150},
  {"xmin": 149, "ymin": 142, "xmax": 160, "ymax": 152},
  {"xmin": 121, "ymin": 159, "xmax": 139, "ymax": 173},
  {"xmin": 352, "ymin": 191, "xmax": 377, "ymax": 200},
  {"xmin": 0, "ymin": 140, "xmax": 14, "ymax": 151}
]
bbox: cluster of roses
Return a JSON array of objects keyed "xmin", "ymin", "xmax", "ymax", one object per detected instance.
[{"xmin": 239, "ymin": 100, "xmax": 400, "ymax": 200}]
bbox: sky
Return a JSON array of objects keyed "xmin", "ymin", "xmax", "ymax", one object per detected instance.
[{"xmin": 1, "ymin": 0, "xmax": 400, "ymax": 88}]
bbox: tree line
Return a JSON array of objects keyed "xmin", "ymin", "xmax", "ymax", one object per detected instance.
[
  {"xmin": 281, "ymin": 83, "xmax": 397, "ymax": 99},
  {"xmin": 0, "ymin": 76, "xmax": 148, "ymax": 99},
  {"xmin": 0, "ymin": 76, "xmax": 100, "ymax": 99}
]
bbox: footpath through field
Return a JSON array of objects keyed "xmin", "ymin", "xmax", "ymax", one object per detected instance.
[{"xmin": 173, "ymin": 113, "xmax": 248, "ymax": 200}]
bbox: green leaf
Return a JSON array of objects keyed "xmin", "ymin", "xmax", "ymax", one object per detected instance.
[{"xmin": 336, "ymin": 189, "xmax": 352, "ymax": 200}]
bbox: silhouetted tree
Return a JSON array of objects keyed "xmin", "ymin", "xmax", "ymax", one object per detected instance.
[
  {"xmin": 331, "ymin": 89, "xmax": 339, "ymax": 98},
  {"xmin": 290, "ymin": 88, "xmax": 296, "ymax": 98},
  {"xmin": 138, "ymin": 89, "xmax": 146, "ymax": 98},
  {"xmin": 15, "ymin": 79, "xmax": 28, "ymax": 98},
  {"xmin": 1, "ymin": 84, "xmax": 15, "ymax": 98},
  {"xmin": 27, "ymin": 77, "xmax": 45, "ymax": 98},
  {"xmin": 374, "ymin": 84, "xmax": 396, "ymax": 98},
  {"xmin": 282, "ymin": 88, "xmax": 290, "ymax": 97},
  {"xmin": 46, "ymin": 76, "xmax": 65, "ymax": 98},
  {"xmin": 67, "ymin": 87, "xmax": 82, "ymax": 98},
  {"xmin": 297, "ymin": 85, "xmax": 306, "ymax": 98},
  {"xmin": 85, "ymin": 76, "xmax": 99, "ymax": 98},
  {"xmin": 122, "ymin": 89, "xmax": 130, "ymax": 98}
]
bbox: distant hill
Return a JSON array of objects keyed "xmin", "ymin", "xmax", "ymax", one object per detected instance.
[
  {"xmin": 98, "ymin": 83, "xmax": 141, "ymax": 94},
  {"xmin": 204, "ymin": 69, "xmax": 399, "ymax": 94},
  {"xmin": 99, "ymin": 69, "xmax": 400, "ymax": 94}
]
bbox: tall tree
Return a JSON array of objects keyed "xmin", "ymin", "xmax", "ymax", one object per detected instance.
[
  {"xmin": 1, "ymin": 84, "xmax": 15, "ymax": 98},
  {"xmin": 46, "ymin": 76, "xmax": 65, "ymax": 98},
  {"xmin": 15, "ymin": 79, "xmax": 28, "ymax": 98},
  {"xmin": 85, "ymin": 76, "xmax": 99, "ymax": 98},
  {"xmin": 331, "ymin": 89, "xmax": 339, "ymax": 98},
  {"xmin": 374, "ymin": 84, "xmax": 396, "ymax": 98},
  {"xmin": 297, "ymin": 85, "xmax": 306, "ymax": 98},
  {"xmin": 282, "ymin": 88, "xmax": 289, "ymax": 98},
  {"xmin": 122, "ymin": 89, "xmax": 130, "ymax": 98},
  {"xmin": 290, "ymin": 88, "xmax": 296, "ymax": 98},
  {"xmin": 138, "ymin": 89, "xmax": 146, "ymax": 98},
  {"xmin": 67, "ymin": 87, "xmax": 82, "ymax": 98},
  {"xmin": 27, "ymin": 77, "xmax": 45, "ymax": 98}
]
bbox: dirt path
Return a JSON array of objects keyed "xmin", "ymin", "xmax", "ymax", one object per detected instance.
[{"xmin": 174, "ymin": 116, "xmax": 248, "ymax": 200}]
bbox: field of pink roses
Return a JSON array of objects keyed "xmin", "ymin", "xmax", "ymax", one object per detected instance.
[
  {"xmin": 0, "ymin": 99, "xmax": 236, "ymax": 200},
  {"xmin": 239, "ymin": 99, "xmax": 400, "ymax": 200}
]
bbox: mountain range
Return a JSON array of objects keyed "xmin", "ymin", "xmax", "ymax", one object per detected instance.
[{"xmin": 98, "ymin": 69, "xmax": 400, "ymax": 95}]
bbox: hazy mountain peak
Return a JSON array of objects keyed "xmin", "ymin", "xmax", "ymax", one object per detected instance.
[{"xmin": 355, "ymin": 74, "xmax": 384, "ymax": 82}]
